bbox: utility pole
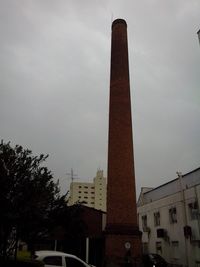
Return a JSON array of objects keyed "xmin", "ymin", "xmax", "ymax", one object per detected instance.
[{"xmin": 177, "ymin": 171, "xmax": 189, "ymax": 267}]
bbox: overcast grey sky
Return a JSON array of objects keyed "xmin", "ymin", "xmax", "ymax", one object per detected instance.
[{"xmin": 1, "ymin": 0, "xmax": 200, "ymax": 196}]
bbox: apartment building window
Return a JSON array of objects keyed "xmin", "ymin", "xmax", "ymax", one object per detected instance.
[
  {"xmin": 84, "ymin": 191, "xmax": 88, "ymax": 194},
  {"xmin": 84, "ymin": 186, "xmax": 88, "ymax": 189},
  {"xmin": 79, "ymin": 186, "xmax": 82, "ymax": 188},
  {"xmin": 156, "ymin": 241, "xmax": 162, "ymax": 254},
  {"xmin": 142, "ymin": 215, "xmax": 147, "ymax": 230},
  {"xmin": 154, "ymin": 212, "xmax": 160, "ymax": 226},
  {"xmin": 188, "ymin": 201, "xmax": 199, "ymax": 220},
  {"xmin": 91, "ymin": 192, "xmax": 94, "ymax": 194},
  {"xmin": 169, "ymin": 207, "xmax": 177, "ymax": 223}
]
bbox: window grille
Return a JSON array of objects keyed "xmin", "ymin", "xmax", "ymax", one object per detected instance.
[
  {"xmin": 188, "ymin": 201, "xmax": 199, "ymax": 220},
  {"xmin": 142, "ymin": 215, "xmax": 148, "ymax": 230},
  {"xmin": 154, "ymin": 212, "xmax": 160, "ymax": 226},
  {"xmin": 169, "ymin": 207, "xmax": 177, "ymax": 223}
]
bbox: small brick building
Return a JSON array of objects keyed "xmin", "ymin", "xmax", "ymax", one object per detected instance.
[{"xmin": 35, "ymin": 205, "xmax": 106, "ymax": 267}]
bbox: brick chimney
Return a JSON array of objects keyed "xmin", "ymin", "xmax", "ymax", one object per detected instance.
[{"xmin": 105, "ymin": 18, "xmax": 142, "ymax": 267}]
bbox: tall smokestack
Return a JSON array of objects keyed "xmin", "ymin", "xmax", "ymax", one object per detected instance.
[{"xmin": 105, "ymin": 18, "xmax": 141, "ymax": 266}]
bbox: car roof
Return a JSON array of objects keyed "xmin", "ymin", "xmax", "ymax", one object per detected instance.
[
  {"xmin": 35, "ymin": 251, "xmax": 94, "ymax": 267},
  {"xmin": 35, "ymin": 250, "xmax": 78, "ymax": 258}
]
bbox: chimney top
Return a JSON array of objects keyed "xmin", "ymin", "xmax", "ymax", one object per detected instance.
[{"xmin": 112, "ymin": 18, "xmax": 127, "ymax": 29}]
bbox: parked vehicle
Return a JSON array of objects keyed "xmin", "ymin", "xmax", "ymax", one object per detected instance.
[
  {"xmin": 34, "ymin": 250, "xmax": 95, "ymax": 267},
  {"xmin": 142, "ymin": 253, "xmax": 168, "ymax": 267}
]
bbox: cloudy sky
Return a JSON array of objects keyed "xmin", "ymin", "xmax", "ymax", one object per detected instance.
[{"xmin": 1, "ymin": 0, "xmax": 200, "ymax": 196}]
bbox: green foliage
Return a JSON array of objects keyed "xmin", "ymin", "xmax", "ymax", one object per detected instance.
[
  {"xmin": 0, "ymin": 140, "xmax": 66, "ymax": 258},
  {"xmin": 17, "ymin": 250, "xmax": 31, "ymax": 260}
]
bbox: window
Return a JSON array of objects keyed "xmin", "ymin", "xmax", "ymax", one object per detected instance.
[
  {"xmin": 169, "ymin": 207, "xmax": 177, "ymax": 223},
  {"xmin": 84, "ymin": 196, "xmax": 88, "ymax": 199},
  {"xmin": 154, "ymin": 212, "xmax": 160, "ymax": 226},
  {"xmin": 188, "ymin": 201, "xmax": 198, "ymax": 220},
  {"xmin": 79, "ymin": 186, "xmax": 82, "ymax": 188},
  {"xmin": 142, "ymin": 215, "xmax": 147, "ymax": 230},
  {"xmin": 84, "ymin": 186, "xmax": 88, "ymax": 189},
  {"xmin": 65, "ymin": 257, "xmax": 86, "ymax": 267},
  {"xmin": 43, "ymin": 256, "xmax": 62, "ymax": 266},
  {"xmin": 171, "ymin": 241, "xmax": 180, "ymax": 259},
  {"xmin": 84, "ymin": 191, "xmax": 88, "ymax": 194},
  {"xmin": 156, "ymin": 241, "xmax": 162, "ymax": 255}
]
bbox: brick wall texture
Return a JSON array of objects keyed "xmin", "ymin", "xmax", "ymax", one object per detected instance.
[{"xmin": 105, "ymin": 18, "xmax": 142, "ymax": 265}]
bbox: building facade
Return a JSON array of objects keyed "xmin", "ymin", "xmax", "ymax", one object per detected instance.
[
  {"xmin": 137, "ymin": 168, "xmax": 200, "ymax": 267},
  {"xmin": 68, "ymin": 169, "xmax": 107, "ymax": 212}
]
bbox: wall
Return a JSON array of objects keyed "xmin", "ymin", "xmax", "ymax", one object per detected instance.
[{"xmin": 138, "ymin": 168, "xmax": 200, "ymax": 267}]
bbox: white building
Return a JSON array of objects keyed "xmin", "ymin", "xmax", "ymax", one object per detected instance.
[
  {"xmin": 137, "ymin": 167, "xmax": 200, "ymax": 267},
  {"xmin": 68, "ymin": 169, "xmax": 107, "ymax": 212}
]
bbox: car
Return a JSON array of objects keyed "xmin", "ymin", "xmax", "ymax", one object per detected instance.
[
  {"xmin": 34, "ymin": 250, "xmax": 95, "ymax": 267},
  {"xmin": 142, "ymin": 253, "xmax": 168, "ymax": 267}
]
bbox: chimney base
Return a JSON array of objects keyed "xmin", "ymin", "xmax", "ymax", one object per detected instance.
[{"xmin": 105, "ymin": 233, "xmax": 142, "ymax": 267}]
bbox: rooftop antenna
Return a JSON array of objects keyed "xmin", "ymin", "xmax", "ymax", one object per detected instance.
[
  {"xmin": 66, "ymin": 168, "xmax": 79, "ymax": 204},
  {"xmin": 66, "ymin": 168, "xmax": 79, "ymax": 183}
]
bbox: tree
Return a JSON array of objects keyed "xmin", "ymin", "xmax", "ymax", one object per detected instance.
[{"xmin": 0, "ymin": 140, "xmax": 66, "ymax": 259}]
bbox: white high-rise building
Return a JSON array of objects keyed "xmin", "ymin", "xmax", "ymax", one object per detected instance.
[{"xmin": 68, "ymin": 169, "xmax": 107, "ymax": 212}]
